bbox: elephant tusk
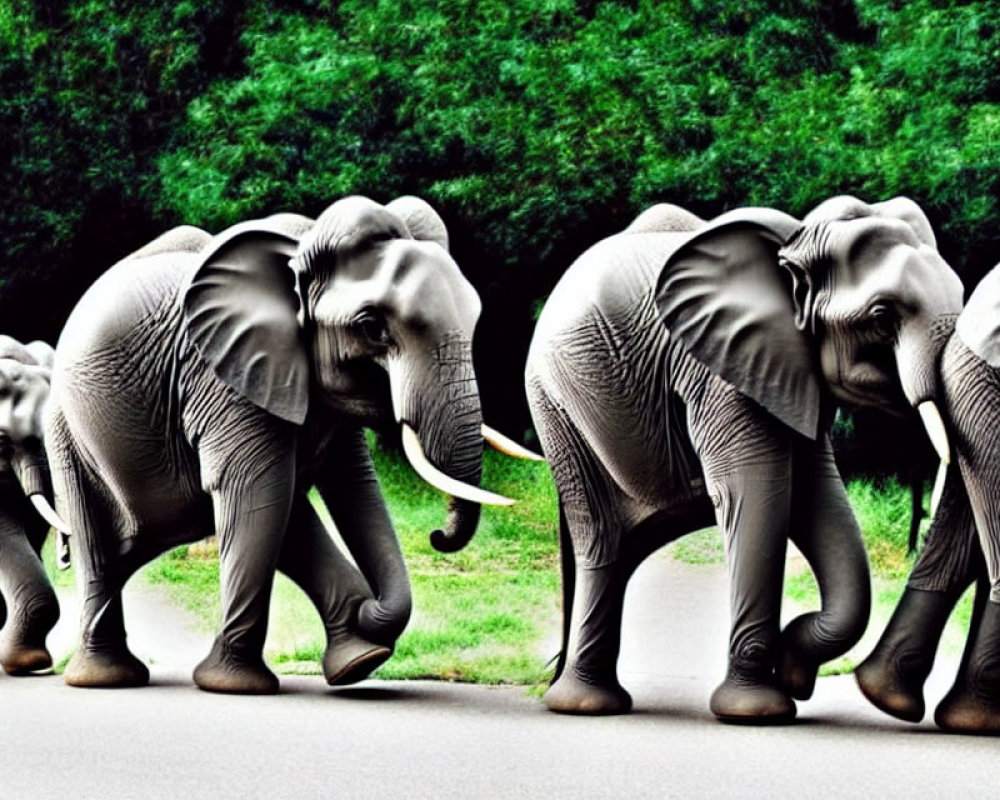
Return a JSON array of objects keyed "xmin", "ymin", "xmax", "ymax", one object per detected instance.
[
  {"xmin": 917, "ymin": 401, "xmax": 951, "ymax": 465},
  {"xmin": 929, "ymin": 459, "xmax": 948, "ymax": 520},
  {"xmin": 400, "ymin": 423, "xmax": 515, "ymax": 507},
  {"xmin": 481, "ymin": 424, "xmax": 545, "ymax": 462},
  {"xmin": 30, "ymin": 493, "xmax": 72, "ymax": 535}
]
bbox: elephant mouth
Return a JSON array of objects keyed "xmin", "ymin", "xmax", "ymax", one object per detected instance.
[
  {"xmin": 319, "ymin": 358, "xmax": 393, "ymax": 421},
  {"xmin": 833, "ymin": 350, "xmax": 909, "ymax": 412}
]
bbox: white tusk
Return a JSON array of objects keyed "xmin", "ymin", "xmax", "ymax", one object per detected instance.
[
  {"xmin": 401, "ymin": 423, "xmax": 514, "ymax": 507},
  {"xmin": 482, "ymin": 424, "xmax": 545, "ymax": 462},
  {"xmin": 917, "ymin": 400, "xmax": 951, "ymax": 465},
  {"xmin": 30, "ymin": 493, "xmax": 72, "ymax": 535},
  {"xmin": 929, "ymin": 459, "xmax": 948, "ymax": 520}
]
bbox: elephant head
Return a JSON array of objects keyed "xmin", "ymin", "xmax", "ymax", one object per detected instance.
[
  {"xmin": 853, "ymin": 262, "xmax": 1000, "ymax": 733},
  {"xmin": 655, "ymin": 196, "xmax": 963, "ymax": 453},
  {"xmin": 182, "ymin": 195, "xmax": 523, "ymax": 555},
  {"xmin": 0, "ymin": 336, "xmax": 67, "ymax": 541}
]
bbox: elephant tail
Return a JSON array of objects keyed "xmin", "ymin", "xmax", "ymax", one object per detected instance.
[{"xmin": 552, "ymin": 501, "xmax": 575, "ymax": 682}]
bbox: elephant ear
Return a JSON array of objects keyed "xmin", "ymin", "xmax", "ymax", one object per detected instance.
[
  {"xmin": 655, "ymin": 208, "xmax": 825, "ymax": 440},
  {"xmin": 183, "ymin": 222, "xmax": 308, "ymax": 425},
  {"xmin": 385, "ymin": 195, "xmax": 449, "ymax": 251},
  {"xmin": 957, "ymin": 263, "xmax": 1000, "ymax": 368}
]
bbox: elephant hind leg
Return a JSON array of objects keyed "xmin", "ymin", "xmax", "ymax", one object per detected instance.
[
  {"xmin": 534, "ymin": 396, "xmax": 632, "ymax": 715},
  {"xmin": 544, "ymin": 555, "xmax": 633, "ymax": 715},
  {"xmin": 64, "ymin": 592, "xmax": 149, "ymax": 688},
  {"xmin": 48, "ymin": 419, "xmax": 149, "ymax": 688}
]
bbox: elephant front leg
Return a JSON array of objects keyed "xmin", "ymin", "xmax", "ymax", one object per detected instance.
[
  {"xmin": 705, "ymin": 462, "xmax": 796, "ymax": 724},
  {"xmin": 0, "ymin": 505, "xmax": 59, "ymax": 675},
  {"xmin": 278, "ymin": 496, "xmax": 393, "ymax": 687},
  {"xmin": 193, "ymin": 453, "xmax": 295, "ymax": 695}
]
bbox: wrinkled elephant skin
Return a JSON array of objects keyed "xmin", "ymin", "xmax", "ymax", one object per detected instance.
[
  {"xmin": 0, "ymin": 337, "xmax": 61, "ymax": 675},
  {"xmin": 47, "ymin": 196, "xmax": 499, "ymax": 694},
  {"xmin": 526, "ymin": 197, "xmax": 963, "ymax": 722},
  {"xmin": 857, "ymin": 263, "xmax": 1000, "ymax": 733}
]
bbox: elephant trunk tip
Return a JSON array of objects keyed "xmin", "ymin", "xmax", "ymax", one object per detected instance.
[
  {"xmin": 429, "ymin": 527, "xmax": 465, "ymax": 553},
  {"xmin": 429, "ymin": 497, "xmax": 482, "ymax": 553}
]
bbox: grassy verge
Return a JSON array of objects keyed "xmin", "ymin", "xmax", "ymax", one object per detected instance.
[{"xmin": 65, "ymin": 443, "xmax": 966, "ymax": 687}]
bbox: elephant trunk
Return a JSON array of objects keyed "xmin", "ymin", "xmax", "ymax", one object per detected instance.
[
  {"xmin": 393, "ymin": 336, "xmax": 494, "ymax": 553},
  {"xmin": 422, "ymin": 365, "xmax": 485, "ymax": 554},
  {"xmin": 430, "ymin": 495, "xmax": 482, "ymax": 554},
  {"xmin": 10, "ymin": 442, "xmax": 71, "ymax": 569},
  {"xmin": 11, "ymin": 441, "xmax": 47, "ymax": 498}
]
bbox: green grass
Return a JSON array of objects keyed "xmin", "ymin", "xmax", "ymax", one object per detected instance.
[{"xmin": 63, "ymin": 448, "xmax": 972, "ymax": 688}]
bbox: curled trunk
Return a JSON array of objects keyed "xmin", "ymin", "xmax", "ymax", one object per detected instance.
[{"xmin": 430, "ymin": 497, "xmax": 482, "ymax": 553}]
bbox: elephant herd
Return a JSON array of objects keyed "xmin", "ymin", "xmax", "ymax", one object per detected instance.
[{"xmin": 1, "ymin": 193, "xmax": 998, "ymax": 735}]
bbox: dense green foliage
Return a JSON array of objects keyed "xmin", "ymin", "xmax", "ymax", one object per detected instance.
[{"xmin": 4, "ymin": 0, "xmax": 1000, "ymax": 430}]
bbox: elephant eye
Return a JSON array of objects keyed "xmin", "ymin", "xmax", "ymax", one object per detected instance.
[
  {"xmin": 353, "ymin": 308, "xmax": 393, "ymax": 347},
  {"xmin": 866, "ymin": 302, "xmax": 898, "ymax": 338}
]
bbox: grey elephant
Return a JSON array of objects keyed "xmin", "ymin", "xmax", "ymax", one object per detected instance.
[
  {"xmin": 46, "ymin": 195, "xmax": 528, "ymax": 694},
  {"xmin": 525, "ymin": 197, "xmax": 963, "ymax": 722},
  {"xmin": 856, "ymin": 261, "xmax": 1000, "ymax": 734},
  {"xmin": 0, "ymin": 336, "xmax": 68, "ymax": 675}
]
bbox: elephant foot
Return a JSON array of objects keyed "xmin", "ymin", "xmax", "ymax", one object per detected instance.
[
  {"xmin": 851, "ymin": 587, "xmax": 956, "ymax": 722},
  {"xmin": 1, "ymin": 645, "xmax": 54, "ymax": 676},
  {"xmin": 854, "ymin": 655, "xmax": 926, "ymax": 723},
  {"xmin": 934, "ymin": 590, "xmax": 1000, "ymax": 734},
  {"xmin": 710, "ymin": 673, "xmax": 796, "ymax": 725},
  {"xmin": 64, "ymin": 647, "xmax": 150, "ymax": 688},
  {"xmin": 193, "ymin": 638, "xmax": 278, "ymax": 695},
  {"xmin": 543, "ymin": 668, "xmax": 632, "ymax": 715},
  {"xmin": 934, "ymin": 686, "xmax": 1000, "ymax": 734},
  {"xmin": 0, "ymin": 591, "xmax": 60, "ymax": 675},
  {"xmin": 934, "ymin": 601, "xmax": 1000, "ymax": 734},
  {"xmin": 323, "ymin": 635, "xmax": 392, "ymax": 686}
]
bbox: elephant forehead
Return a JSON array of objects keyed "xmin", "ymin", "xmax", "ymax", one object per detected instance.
[
  {"xmin": 327, "ymin": 240, "xmax": 481, "ymax": 332},
  {"xmin": 822, "ymin": 238, "xmax": 962, "ymax": 319}
]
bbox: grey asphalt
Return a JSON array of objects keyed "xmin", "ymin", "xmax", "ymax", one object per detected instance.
[{"xmin": 3, "ymin": 553, "xmax": 998, "ymax": 799}]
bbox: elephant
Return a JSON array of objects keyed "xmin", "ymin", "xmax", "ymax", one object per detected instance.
[
  {"xmin": 0, "ymin": 335, "xmax": 67, "ymax": 675},
  {"xmin": 45, "ymin": 194, "xmax": 530, "ymax": 694},
  {"xmin": 525, "ymin": 196, "xmax": 964, "ymax": 722},
  {"xmin": 855, "ymin": 261, "xmax": 1000, "ymax": 734}
]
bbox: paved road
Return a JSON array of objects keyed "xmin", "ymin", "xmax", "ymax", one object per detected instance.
[{"xmin": 3, "ymin": 555, "xmax": 997, "ymax": 799}]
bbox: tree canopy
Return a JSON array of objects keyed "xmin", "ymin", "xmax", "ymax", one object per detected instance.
[{"xmin": 3, "ymin": 0, "xmax": 999, "ymax": 432}]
